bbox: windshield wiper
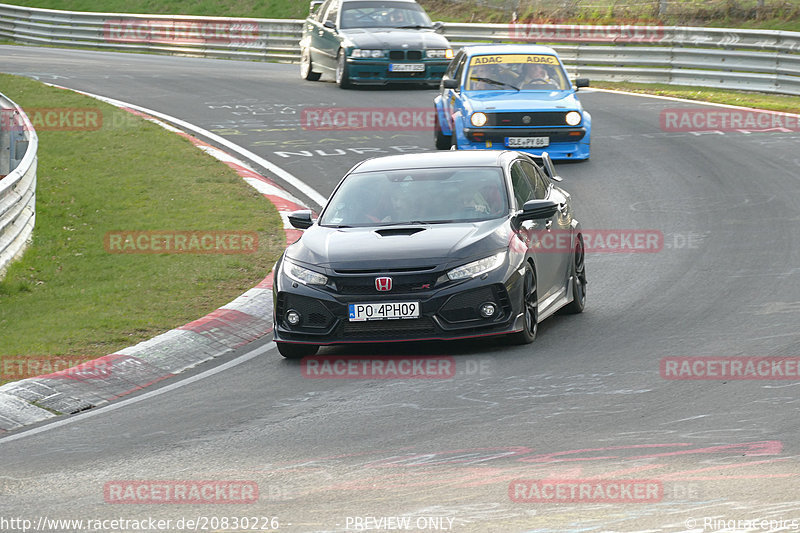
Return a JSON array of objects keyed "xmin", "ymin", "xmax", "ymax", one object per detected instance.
[
  {"xmin": 396, "ymin": 24, "xmax": 432, "ymax": 29},
  {"xmin": 469, "ymin": 76, "xmax": 520, "ymax": 91}
]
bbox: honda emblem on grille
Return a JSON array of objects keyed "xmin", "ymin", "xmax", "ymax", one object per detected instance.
[{"xmin": 375, "ymin": 277, "xmax": 393, "ymax": 291}]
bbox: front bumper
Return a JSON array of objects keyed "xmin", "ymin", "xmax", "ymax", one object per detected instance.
[
  {"xmin": 346, "ymin": 58, "xmax": 449, "ymax": 85},
  {"xmin": 273, "ymin": 264, "xmax": 525, "ymax": 346},
  {"xmin": 457, "ymin": 126, "xmax": 590, "ymax": 160}
]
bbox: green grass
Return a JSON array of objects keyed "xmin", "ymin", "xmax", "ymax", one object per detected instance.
[
  {"xmin": 4, "ymin": 0, "xmax": 800, "ymax": 30},
  {"xmin": 0, "ymin": 73, "xmax": 284, "ymax": 377},
  {"xmin": 591, "ymin": 81, "xmax": 800, "ymax": 114}
]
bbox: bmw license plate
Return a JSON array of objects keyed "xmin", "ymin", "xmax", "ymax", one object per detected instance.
[
  {"xmin": 506, "ymin": 137, "xmax": 550, "ymax": 148},
  {"xmin": 349, "ymin": 302, "xmax": 420, "ymax": 321},
  {"xmin": 390, "ymin": 63, "xmax": 425, "ymax": 72}
]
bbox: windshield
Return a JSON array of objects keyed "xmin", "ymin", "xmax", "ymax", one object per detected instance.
[
  {"xmin": 340, "ymin": 1, "xmax": 433, "ymax": 29},
  {"xmin": 466, "ymin": 54, "xmax": 570, "ymax": 91},
  {"xmin": 319, "ymin": 167, "xmax": 508, "ymax": 227}
]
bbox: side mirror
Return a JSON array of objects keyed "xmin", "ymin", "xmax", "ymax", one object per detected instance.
[
  {"xmin": 442, "ymin": 78, "xmax": 459, "ymax": 89},
  {"xmin": 515, "ymin": 200, "xmax": 560, "ymax": 225},
  {"xmin": 540, "ymin": 152, "xmax": 563, "ymax": 182},
  {"xmin": 309, "ymin": 0, "xmax": 324, "ymax": 15},
  {"xmin": 323, "ymin": 19, "xmax": 336, "ymax": 30},
  {"xmin": 432, "ymin": 21, "xmax": 445, "ymax": 33},
  {"xmin": 574, "ymin": 78, "xmax": 590, "ymax": 90},
  {"xmin": 288, "ymin": 209, "xmax": 314, "ymax": 229}
]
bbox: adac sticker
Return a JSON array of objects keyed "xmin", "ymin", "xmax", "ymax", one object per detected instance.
[{"xmin": 469, "ymin": 54, "xmax": 559, "ymax": 66}]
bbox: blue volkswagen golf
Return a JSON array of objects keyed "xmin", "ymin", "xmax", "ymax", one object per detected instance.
[{"xmin": 434, "ymin": 44, "xmax": 591, "ymax": 160}]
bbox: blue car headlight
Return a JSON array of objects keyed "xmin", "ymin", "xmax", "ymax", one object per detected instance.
[
  {"xmin": 565, "ymin": 111, "xmax": 582, "ymax": 126},
  {"xmin": 447, "ymin": 252, "xmax": 506, "ymax": 281},
  {"xmin": 471, "ymin": 112, "xmax": 488, "ymax": 127}
]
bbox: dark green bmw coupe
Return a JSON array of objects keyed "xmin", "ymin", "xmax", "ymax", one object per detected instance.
[{"xmin": 299, "ymin": 0, "xmax": 453, "ymax": 88}]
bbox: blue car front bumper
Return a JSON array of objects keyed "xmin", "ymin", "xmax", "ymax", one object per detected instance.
[{"xmin": 456, "ymin": 127, "xmax": 590, "ymax": 160}]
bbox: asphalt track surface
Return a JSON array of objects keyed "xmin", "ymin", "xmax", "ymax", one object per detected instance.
[{"xmin": 1, "ymin": 46, "xmax": 800, "ymax": 532}]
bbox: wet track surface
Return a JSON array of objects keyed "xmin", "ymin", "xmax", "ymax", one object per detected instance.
[{"xmin": 1, "ymin": 46, "xmax": 800, "ymax": 532}]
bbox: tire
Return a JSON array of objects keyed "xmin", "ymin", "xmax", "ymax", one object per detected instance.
[
  {"xmin": 510, "ymin": 263, "xmax": 538, "ymax": 345},
  {"xmin": 434, "ymin": 113, "xmax": 450, "ymax": 150},
  {"xmin": 560, "ymin": 233, "xmax": 587, "ymax": 314},
  {"xmin": 335, "ymin": 51, "xmax": 351, "ymax": 89},
  {"xmin": 300, "ymin": 48, "xmax": 321, "ymax": 81},
  {"xmin": 277, "ymin": 342, "xmax": 319, "ymax": 359}
]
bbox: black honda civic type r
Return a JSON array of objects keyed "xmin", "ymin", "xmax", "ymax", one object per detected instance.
[{"xmin": 272, "ymin": 150, "xmax": 586, "ymax": 358}]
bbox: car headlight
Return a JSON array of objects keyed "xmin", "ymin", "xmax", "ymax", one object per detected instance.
[
  {"xmin": 565, "ymin": 111, "xmax": 582, "ymax": 126},
  {"xmin": 351, "ymin": 49, "xmax": 385, "ymax": 58},
  {"xmin": 284, "ymin": 259, "xmax": 328, "ymax": 286},
  {"xmin": 427, "ymin": 48, "xmax": 453, "ymax": 59},
  {"xmin": 447, "ymin": 251, "xmax": 506, "ymax": 281},
  {"xmin": 471, "ymin": 112, "xmax": 488, "ymax": 127}
]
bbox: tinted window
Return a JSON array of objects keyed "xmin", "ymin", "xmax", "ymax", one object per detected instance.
[
  {"xmin": 444, "ymin": 51, "xmax": 464, "ymax": 80},
  {"xmin": 520, "ymin": 161, "xmax": 549, "ymax": 200},
  {"xmin": 314, "ymin": 0, "xmax": 333, "ymax": 21},
  {"xmin": 465, "ymin": 54, "xmax": 570, "ymax": 91},
  {"xmin": 340, "ymin": 1, "xmax": 432, "ymax": 29},
  {"xmin": 324, "ymin": 1, "xmax": 339, "ymax": 25},
  {"xmin": 510, "ymin": 162, "xmax": 536, "ymax": 209},
  {"xmin": 320, "ymin": 167, "xmax": 508, "ymax": 227}
]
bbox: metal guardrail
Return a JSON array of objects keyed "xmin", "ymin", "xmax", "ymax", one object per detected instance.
[
  {"xmin": 1, "ymin": 3, "xmax": 799, "ymax": 95},
  {"xmin": 0, "ymin": 92, "xmax": 37, "ymax": 280},
  {"xmin": 0, "ymin": 3, "xmax": 303, "ymax": 61},
  {"xmin": 447, "ymin": 22, "xmax": 800, "ymax": 95}
]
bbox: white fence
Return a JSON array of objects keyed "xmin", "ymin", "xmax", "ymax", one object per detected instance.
[
  {"xmin": 0, "ymin": 92, "xmax": 37, "ymax": 280},
  {"xmin": 1, "ymin": 2, "xmax": 799, "ymax": 95}
]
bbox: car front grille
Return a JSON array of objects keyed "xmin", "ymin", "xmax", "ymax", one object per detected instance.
[
  {"xmin": 389, "ymin": 50, "xmax": 423, "ymax": 60},
  {"xmin": 487, "ymin": 112, "xmax": 570, "ymax": 127},
  {"xmin": 340, "ymin": 317, "xmax": 437, "ymax": 338},
  {"xmin": 332, "ymin": 273, "xmax": 442, "ymax": 295}
]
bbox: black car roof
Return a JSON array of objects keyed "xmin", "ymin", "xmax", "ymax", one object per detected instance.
[{"xmin": 352, "ymin": 151, "xmax": 523, "ymax": 172}]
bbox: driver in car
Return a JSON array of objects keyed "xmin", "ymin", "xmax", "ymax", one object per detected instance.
[
  {"xmin": 519, "ymin": 63, "xmax": 558, "ymax": 89},
  {"xmin": 385, "ymin": 9, "xmax": 406, "ymax": 25}
]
